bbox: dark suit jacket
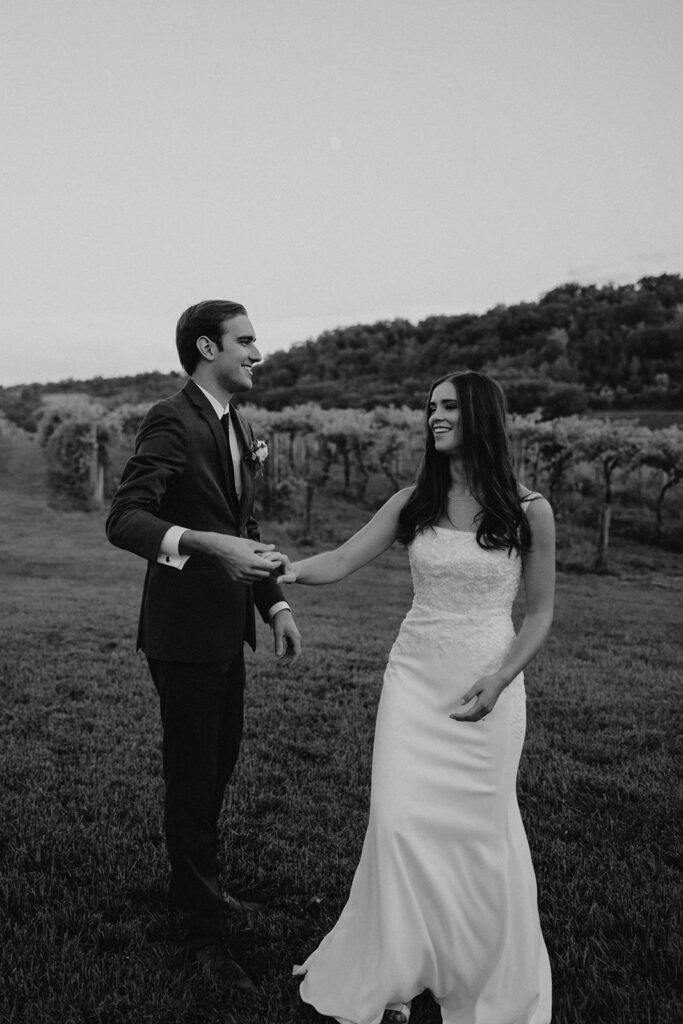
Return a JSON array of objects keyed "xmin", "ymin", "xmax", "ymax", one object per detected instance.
[{"xmin": 106, "ymin": 379, "xmax": 284, "ymax": 662}]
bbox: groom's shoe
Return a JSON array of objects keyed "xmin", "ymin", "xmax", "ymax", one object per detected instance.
[
  {"xmin": 222, "ymin": 892, "xmax": 264, "ymax": 924},
  {"xmin": 189, "ymin": 941, "xmax": 256, "ymax": 992}
]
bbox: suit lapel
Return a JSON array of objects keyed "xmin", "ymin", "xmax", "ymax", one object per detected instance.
[
  {"xmin": 231, "ymin": 406, "xmax": 254, "ymax": 529},
  {"xmin": 183, "ymin": 380, "xmax": 238, "ymax": 522}
]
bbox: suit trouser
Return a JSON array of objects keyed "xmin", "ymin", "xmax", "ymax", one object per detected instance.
[{"xmin": 147, "ymin": 652, "xmax": 245, "ymax": 948}]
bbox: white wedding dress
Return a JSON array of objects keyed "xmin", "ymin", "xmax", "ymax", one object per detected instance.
[{"xmin": 294, "ymin": 516, "xmax": 552, "ymax": 1024}]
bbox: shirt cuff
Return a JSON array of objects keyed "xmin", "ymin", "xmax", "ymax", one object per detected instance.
[
  {"xmin": 268, "ymin": 601, "xmax": 291, "ymax": 620},
  {"xmin": 157, "ymin": 525, "xmax": 190, "ymax": 570}
]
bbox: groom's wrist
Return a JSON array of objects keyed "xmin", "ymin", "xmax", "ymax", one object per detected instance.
[
  {"xmin": 268, "ymin": 602, "xmax": 291, "ymax": 621},
  {"xmin": 178, "ymin": 529, "xmax": 215, "ymax": 555},
  {"xmin": 158, "ymin": 525, "xmax": 190, "ymax": 569}
]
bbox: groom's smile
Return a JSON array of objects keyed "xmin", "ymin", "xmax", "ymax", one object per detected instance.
[{"xmin": 214, "ymin": 314, "xmax": 261, "ymax": 394}]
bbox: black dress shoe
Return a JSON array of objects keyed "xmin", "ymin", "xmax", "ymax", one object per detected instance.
[
  {"xmin": 190, "ymin": 942, "xmax": 256, "ymax": 992},
  {"xmin": 222, "ymin": 893, "xmax": 264, "ymax": 922}
]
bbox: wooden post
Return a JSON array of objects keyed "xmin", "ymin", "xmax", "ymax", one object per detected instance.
[
  {"xmin": 593, "ymin": 458, "xmax": 614, "ymax": 572},
  {"xmin": 303, "ymin": 481, "xmax": 315, "ymax": 540},
  {"xmin": 90, "ymin": 422, "xmax": 104, "ymax": 507},
  {"xmin": 262, "ymin": 430, "xmax": 277, "ymax": 517}
]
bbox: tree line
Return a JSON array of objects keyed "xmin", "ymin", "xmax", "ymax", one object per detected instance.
[
  {"xmin": 0, "ymin": 275, "xmax": 681, "ymax": 432},
  {"xmin": 247, "ymin": 274, "xmax": 683, "ymax": 413}
]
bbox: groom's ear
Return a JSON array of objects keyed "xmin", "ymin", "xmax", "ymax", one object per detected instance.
[{"xmin": 196, "ymin": 335, "xmax": 214, "ymax": 361}]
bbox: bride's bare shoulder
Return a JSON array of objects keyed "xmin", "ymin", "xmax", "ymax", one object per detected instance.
[
  {"xmin": 517, "ymin": 484, "xmax": 553, "ymax": 522},
  {"xmin": 374, "ymin": 486, "xmax": 415, "ymax": 523},
  {"xmin": 517, "ymin": 482, "xmax": 537, "ymax": 500},
  {"xmin": 388, "ymin": 486, "xmax": 416, "ymax": 510},
  {"xmin": 398, "ymin": 485, "xmax": 416, "ymax": 501}
]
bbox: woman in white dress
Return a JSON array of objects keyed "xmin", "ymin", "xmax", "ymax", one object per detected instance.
[{"xmin": 281, "ymin": 370, "xmax": 555, "ymax": 1024}]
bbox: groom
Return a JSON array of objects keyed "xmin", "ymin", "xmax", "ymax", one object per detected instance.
[{"xmin": 106, "ymin": 300, "xmax": 301, "ymax": 991}]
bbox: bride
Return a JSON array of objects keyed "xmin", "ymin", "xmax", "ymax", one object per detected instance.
[{"xmin": 280, "ymin": 370, "xmax": 555, "ymax": 1024}]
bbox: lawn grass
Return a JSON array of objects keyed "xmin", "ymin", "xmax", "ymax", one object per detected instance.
[{"xmin": 0, "ymin": 471, "xmax": 681, "ymax": 1024}]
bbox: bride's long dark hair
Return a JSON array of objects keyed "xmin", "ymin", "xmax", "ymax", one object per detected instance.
[{"xmin": 397, "ymin": 370, "xmax": 532, "ymax": 556}]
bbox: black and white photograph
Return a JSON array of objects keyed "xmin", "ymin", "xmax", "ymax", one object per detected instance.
[{"xmin": 0, "ymin": 2, "xmax": 681, "ymax": 1023}]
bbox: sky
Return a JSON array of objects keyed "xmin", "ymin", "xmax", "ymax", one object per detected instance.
[{"xmin": 1, "ymin": 0, "xmax": 682, "ymax": 386}]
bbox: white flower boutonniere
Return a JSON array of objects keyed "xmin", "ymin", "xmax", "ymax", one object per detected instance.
[{"xmin": 244, "ymin": 439, "xmax": 268, "ymax": 476}]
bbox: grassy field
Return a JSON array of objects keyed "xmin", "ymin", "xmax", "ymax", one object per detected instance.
[{"xmin": 1, "ymin": 464, "xmax": 681, "ymax": 1024}]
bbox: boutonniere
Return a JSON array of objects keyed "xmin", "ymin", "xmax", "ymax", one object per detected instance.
[{"xmin": 243, "ymin": 439, "xmax": 268, "ymax": 476}]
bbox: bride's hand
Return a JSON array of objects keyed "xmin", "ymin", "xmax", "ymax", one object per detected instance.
[
  {"xmin": 450, "ymin": 674, "xmax": 506, "ymax": 723},
  {"xmin": 276, "ymin": 554, "xmax": 298, "ymax": 584}
]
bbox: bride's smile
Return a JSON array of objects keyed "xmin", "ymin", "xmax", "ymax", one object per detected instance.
[{"xmin": 428, "ymin": 380, "xmax": 461, "ymax": 454}]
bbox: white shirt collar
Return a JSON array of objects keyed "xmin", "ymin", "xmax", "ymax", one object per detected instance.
[{"xmin": 194, "ymin": 381, "xmax": 230, "ymax": 419}]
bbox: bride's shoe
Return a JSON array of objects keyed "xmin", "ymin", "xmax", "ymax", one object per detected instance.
[{"xmin": 382, "ymin": 1003, "xmax": 411, "ymax": 1023}]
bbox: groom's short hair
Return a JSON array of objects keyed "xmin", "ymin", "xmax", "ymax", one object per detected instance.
[{"xmin": 176, "ymin": 300, "xmax": 248, "ymax": 375}]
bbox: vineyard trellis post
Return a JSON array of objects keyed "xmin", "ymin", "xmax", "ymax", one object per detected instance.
[
  {"xmin": 637, "ymin": 427, "xmax": 683, "ymax": 545},
  {"xmin": 90, "ymin": 421, "xmax": 105, "ymax": 506}
]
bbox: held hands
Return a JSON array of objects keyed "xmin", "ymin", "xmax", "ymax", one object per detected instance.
[
  {"xmin": 205, "ymin": 535, "xmax": 302, "ymax": 661},
  {"xmin": 450, "ymin": 673, "xmax": 506, "ymax": 723},
  {"xmin": 275, "ymin": 554, "xmax": 298, "ymax": 584},
  {"xmin": 209, "ymin": 535, "xmax": 288, "ymax": 583}
]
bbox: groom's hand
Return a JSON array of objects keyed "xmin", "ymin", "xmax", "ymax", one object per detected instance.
[
  {"xmin": 180, "ymin": 531, "xmax": 282, "ymax": 582},
  {"xmin": 271, "ymin": 609, "xmax": 302, "ymax": 663},
  {"xmin": 215, "ymin": 538, "xmax": 283, "ymax": 582}
]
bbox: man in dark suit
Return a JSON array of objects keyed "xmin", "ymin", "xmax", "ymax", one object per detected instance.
[{"xmin": 106, "ymin": 300, "xmax": 301, "ymax": 991}]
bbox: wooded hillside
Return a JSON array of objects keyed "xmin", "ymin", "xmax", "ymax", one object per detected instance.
[
  {"xmin": 249, "ymin": 275, "xmax": 683, "ymax": 414},
  {"xmin": 1, "ymin": 275, "xmax": 681, "ymax": 430}
]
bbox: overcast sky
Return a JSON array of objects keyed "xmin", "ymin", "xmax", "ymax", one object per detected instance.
[{"xmin": 1, "ymin": 0, "xmax": 681, "ymax": 386}]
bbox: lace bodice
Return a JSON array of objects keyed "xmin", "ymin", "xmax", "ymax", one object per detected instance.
[{"xmin": 408, "ymin": 527, "xmax": 522, "ymax": 618}]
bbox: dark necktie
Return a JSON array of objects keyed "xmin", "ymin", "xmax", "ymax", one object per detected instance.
[{"xmin": 220, "ymin": 412, "xmax": 239, "ymax": 508}]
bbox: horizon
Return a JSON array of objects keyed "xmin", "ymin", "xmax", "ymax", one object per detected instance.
[{"xmin": 3, "ymin": 270, "xmax": 680, "ymax": 392}]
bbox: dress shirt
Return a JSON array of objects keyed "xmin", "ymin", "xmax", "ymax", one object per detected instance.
[{"xmin": 157, "ymin": 381, "xmax": 289, "ymax": 620}]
